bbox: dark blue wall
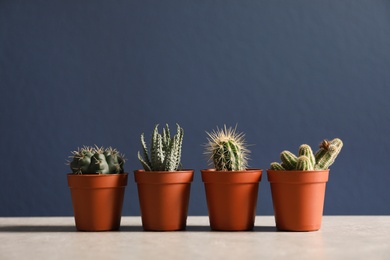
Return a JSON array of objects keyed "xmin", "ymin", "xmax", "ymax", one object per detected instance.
[{"xmin": 1, "ymin": 0, "xmax": 389, "ymax": 216}]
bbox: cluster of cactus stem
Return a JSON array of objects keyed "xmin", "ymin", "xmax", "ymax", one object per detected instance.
[
  {"xmin": 205, "ymin": 125, "xmax": 249, "ymax": 171},
  {"xmin": 270, "ymin": 138, "xmax": 343, "ymax": 171},
  {"xmin": 68, "ymin": 146, "xmax": 125, "ymax": 174},
  {"xmin": 138, "ymin": 124, "xmax": 184, "ymax": 171}
]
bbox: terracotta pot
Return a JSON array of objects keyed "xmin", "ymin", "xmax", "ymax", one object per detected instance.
[
  {"xmin": 267, "ymin": 170, "xmax": 329, "ymax": 232},
  {"xmin": 67, "ymin": 173, "xmax": 128, "ymax": 231},
  {"xmin": 134, "ymin": 170, "xmax": 194, "ymax": 231},
  {"xmin": 201, "ymin": 169, "xmax": 262, "ymax": 231}
]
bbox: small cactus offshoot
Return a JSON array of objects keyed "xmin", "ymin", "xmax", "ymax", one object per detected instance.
[
  {"xmin": 137, "ymin": 123, "xmax": 184, "ymax": 171},
  {"xmin": 270, "ymin": 138, "xmax": 343, "ymax": 171},
  {"xmin": 204, "ymin": 125, "xmax": 250, "ymax": 171},
  {"xmin": 68, "ymin": 145, "xmax": 125, "ymax": 174}
]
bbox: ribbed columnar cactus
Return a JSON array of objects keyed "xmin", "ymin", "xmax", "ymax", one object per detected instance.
[
  {"xmin": 137, "ymin": 124, "xmax": 184, "ymax": 171},
  {"xmin": 205, "ymin": 125, "xmax": 249, "ymax": 171},
  {"xmin": 68, "ymin": 146, "xmax": 125, "ymax": 174},
  {"xmin": 315, "ymin": 138, "xmax": 343, "ymax": 170},
  {"xmin": 269, "ymin": 138, "xmax": 343, "ymax": 171}
]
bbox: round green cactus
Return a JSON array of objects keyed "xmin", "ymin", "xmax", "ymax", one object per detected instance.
[{"xmin": 68, "ymin": 146, "xmax": 125, "ymax": 174}]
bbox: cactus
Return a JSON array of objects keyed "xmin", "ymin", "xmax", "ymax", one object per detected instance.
[
  {"xmin": 68, "ymin": 145, "xmax": 125, "ymax": 174},
  {"xmin": 296, "ymin": 156, "xmax": 314, "ymax": 170},
  {"xmin": 269, "ymin": 138, "xmax": 343, "ymax": 171},
  {"xmin": 280, "ymin": 150, "xmax": 298, "ymax": 170},
  {"xmin": 298, "ymin": 144, "xmax": 315, "ymax": 169},
  {"xmin": 270, "ymin": 162, "xmax": 286, "ymax": 171},
  {"xmin": 315, "ymin": 138, "xmax": 343, "ymax": 170},
  {"xmin": 137, "ymin": 123, "xmax": 184, "ymax": 171},
  {"xmin": 204, "ymin": 125, "xmax": 249, "ymax": 171}
]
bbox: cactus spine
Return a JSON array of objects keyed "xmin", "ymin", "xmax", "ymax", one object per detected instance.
[
  {"xmin": 205, "ymin": 125, "xmax": 249, "ymax": 171},
  {"xmin": 68, "ymin": 146, "xmax": 125, "ymax": 174},
  {"xmin": 269, "ymin": 138, "xmax": 343, "ymax": 171},
  {"xmin": 137, "ymin": 124, "xmax": 184, "ymax": 171}
]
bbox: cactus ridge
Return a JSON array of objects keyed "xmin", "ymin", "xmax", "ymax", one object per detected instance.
[
  {"xmin": 205, "ymin": 125, "xmax": 249, "ymax": 171},
  {"xmin": 68, "ymin": 146, "xmax": 125, "ymax": 174},
  {"xmin": 137, "ymin": 123, "xmax": 184, "ymax": 171}
]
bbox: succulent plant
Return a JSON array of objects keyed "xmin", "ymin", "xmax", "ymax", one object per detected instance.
[
  {"xmin": 314, "ymin": 138, "xmax": 343, "ymax": 170},
  {"xmin": 204, "ymin": 125, "xmax": 250, "ymax": 171},
  {"xmin": 68, "ymin": 146, "xmax": 125, "ymax": 174},
  {"xmin": 270, "ymin": 138, "xmax": 343, "ymax": 171},
  {"xmin": 137, "ymin": 123, "xmax": 184, "ymax": 171}
]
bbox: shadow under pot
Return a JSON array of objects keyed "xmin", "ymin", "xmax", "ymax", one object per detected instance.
[
  {"xmin": 201, "ymin": 169, "xmax": 262, "ymax": 231},
  {"xmin": 134, "ymin": 170, "xmax": 194, "ymax": 231},
  {"xmin": 267, "ymin": 170, "xmax": 329, "ymax": 232},
  {"xmin": 67, "ymin": 173, "xmax": 128, "ymax": 231}
]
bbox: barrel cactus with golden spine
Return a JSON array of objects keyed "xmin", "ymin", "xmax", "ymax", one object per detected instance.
[{"xmin": 204, "ymin": 125, "xmax": 249, "ymax": 171}]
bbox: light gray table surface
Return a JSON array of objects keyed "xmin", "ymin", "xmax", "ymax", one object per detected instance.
[{"xmin": 0, "ymin": 216, "xmax": 389, "ymax": 260}]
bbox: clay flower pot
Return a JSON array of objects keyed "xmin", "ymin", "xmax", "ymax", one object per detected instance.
[
  {"xmin": 67, "ymin": 173, "xmax": 128, "ymax": 231},
  {"xmin": 134, "ymin": 169, "xmax": 194, "ymax": 231},
  {"xmin": 267, "ymin": 170, "xmax": 329, "ymax": 232},
  {"xmin": 201, "ymin": 169, "xmax": 262, "ymax": 231}
]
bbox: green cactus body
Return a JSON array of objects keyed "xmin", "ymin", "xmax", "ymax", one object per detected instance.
[
  {"xmin": 69, "ymin": 147, "xmax": 93, "ymax": 174},
  {"xmin": 280, "ymin": 150, "xmax": 298, "ymax": 170},
  {"xmin": 270, "ymin": 162, "xmax": 286, "ymax": 170},
  {"xmin": 205, "ymin": 125, "xmax": 249, "ymax": 171},
  {"xmin": 298, "ymin": 144, "xmax": 315, "ymax": 169},
  {"xmin": 104, "ymin": 148, "xmax": 124, "ymax": 174},
  {"xmin": 296, "ymin": 156, "xmax": 314, "ymax": 170},
  {"xmin": 315, "ymin": 138, "xmax": 343, "ymax": 170},
  {"xmin": 212, "ymin": 140, "xmax": 242, "ymax": 171},
  {"xmin": 137, "ymin": 124, "xmax": 184, "ymax": 171},
  {"xmin": 88, "ymin": 152, "xmax": 110, "ymax": 174},
  {"xmin": 68, "ymin": 146, "xmax": 125, "ymax": 174}
]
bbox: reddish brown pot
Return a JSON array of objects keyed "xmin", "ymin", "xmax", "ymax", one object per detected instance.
[
  {"xmin": 134, "ymin": 170, "xmax": 194, "ymax": 231},
  {"xmin": 67, "ymin": 173, "xmax": 128, "ymax": 231},
  {"xmin": 201, "ymin": 169, "xmax": 262, "ymax": 231},
  {"xmin": 267, "ymin": 170, "xmax": 329, "ymax": 232}
]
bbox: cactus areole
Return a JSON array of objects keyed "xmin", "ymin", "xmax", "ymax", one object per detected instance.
[
  {"xmin": 68, "ymin": 145, "xmax": 125, "ymax": 174},
  {"xmin": 204, "ymin": 125, "xmax": 250, "ymax": 171}
]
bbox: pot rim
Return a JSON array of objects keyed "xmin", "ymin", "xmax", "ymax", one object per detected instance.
[
  {"xmin": 266, "ymin": 169, "xmax": 329, "ymax": 184},
  {"xmin": 134, "ymin": 169, "xmax": 194, "ymax": 174},
  {"xmin": 201, "ymin": 168, "xmax": 262, "ymax": 183},
  {"xmin": 134, "ymin": 169, "xmax": 194, "ymax": 184},
  {"xmin": 67, "ymin": 173, "xmax": 128, "ymax": 176},
  {"xmin": 67, "ymin": 173, "xmax": 128, "ymax": 188},
  {"xmin": 201, "ymin": 168, "xmax": 262, "ymax": 173}
]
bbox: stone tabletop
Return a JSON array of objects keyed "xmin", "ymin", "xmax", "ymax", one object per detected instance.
[{"xmin": 0, "ymin": 216, "xmax": 389, "ymax": 260}]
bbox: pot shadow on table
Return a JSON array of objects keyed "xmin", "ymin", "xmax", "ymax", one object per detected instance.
[
  {"xmin": 120, "ymin": 225, "xmax": 278, "ymax": 232},
  {"xmin": 0, "ymin": 225, "xmax": 277, "ymax": 233},
  {"xmin": 0, "ymin": 225, "xmax": 77, "ymax": 232}
]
